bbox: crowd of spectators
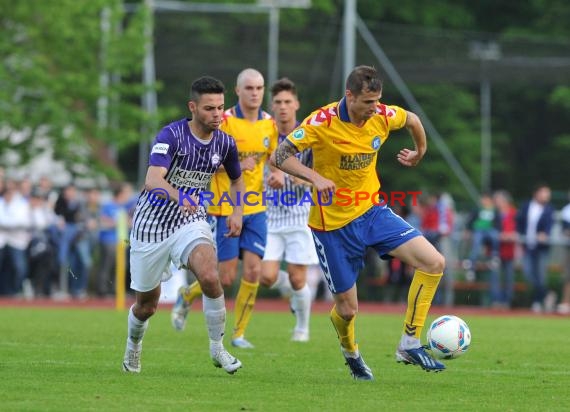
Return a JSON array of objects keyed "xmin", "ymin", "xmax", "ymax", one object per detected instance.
[
  {"xmin": 370, "ymin": 186, "xmax": 570, "ymax": 314},
  {"xmin": 1, "ymin": 168, "xmax": 568, "ymax": 313},
  {"xmin": 0, "ymin": 171, "xmax": 135, "ymax": 300}
]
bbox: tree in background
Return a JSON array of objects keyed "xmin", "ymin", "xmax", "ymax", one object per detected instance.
[
  {"xmin": 0, "ymin": 0, "xmax": 153, "ymax": 180},
  {"xmin": 3, "ymin": 0, "xmax": 569, "ymax": 201}
]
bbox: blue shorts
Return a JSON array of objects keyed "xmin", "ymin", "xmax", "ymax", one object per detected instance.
[
  {"xmin": 214, "ymin": 212, "xmax": 267, "ymax": 261},
  {"xmin": 311, "ymin": 205, "xmax": 421, "ymax": 294}
]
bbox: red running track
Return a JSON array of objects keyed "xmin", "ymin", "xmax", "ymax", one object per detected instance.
[{"xmin": 0, "ymin": 296, "xmax": 563, "ymax": 318}]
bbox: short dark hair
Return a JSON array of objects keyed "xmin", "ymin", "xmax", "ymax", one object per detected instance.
[
  {"xmin": 190, "ymin": 76, "xmax": 225, "ymax": 101},
  {"xmin": 270, "ymin": 77, "xmax": 297, "ymax": 98},
  {"xmin": 532, "ymin": 182, "xmax": 550, "ymax": 194},
  {"xmin": 346, "ymin": 65, "xmax": 382, "ymax": 96}
]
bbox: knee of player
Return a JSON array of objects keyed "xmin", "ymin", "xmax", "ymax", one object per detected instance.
[
  {"xmin": 290, "ymin": 276, "xmax": 305, "ymax": 290},
  {"xmin": 428, "ymin": 252, "xmax": 446, "ymax": 274},
  {"xmin": 259, "ymin": 273, "xmax": 275, "ymax": 288},
  {"xmin": 337, "ymin": 305, "xmax": 358, "ymax": 320},
  {"xmin": 138, "ymin": 302, "xmax": 158, "ymax": 319},
  {"xmin": 220, "ymin": 276, "xmax": 234, "ymax": 288},
  {"xmin": 243, "ymin": 265, "xmax": 262, "ymax": 281},
  {"xmin": 199, "ymin": 268, "xmax": 219, "ymax": 288}
]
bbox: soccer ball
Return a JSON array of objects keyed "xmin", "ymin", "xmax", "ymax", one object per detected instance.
[{"xmin": 427, "ymin": 315, "xmax": 471, "ymax": 360}]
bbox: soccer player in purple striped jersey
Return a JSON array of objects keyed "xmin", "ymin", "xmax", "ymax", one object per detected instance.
[
  {"xmin": 122, "ymin": 76, "xmax": 245, "ymax": 375},
  {"xmin": 172, "ymin": 68, "xmax": 279, "ymax": 349}
]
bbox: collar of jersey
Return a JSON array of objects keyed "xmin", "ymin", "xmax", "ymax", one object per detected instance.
[
  {"xmin": 234, "ymin": 103, "xmax": 263, "ymax": 120},
  {"xmin": 278, "ymin": 121, "xmax": 301, "ymax": 140},
  {"xmin": 338, "ymin": 97, "xmax": 351, "ymax": 123}
]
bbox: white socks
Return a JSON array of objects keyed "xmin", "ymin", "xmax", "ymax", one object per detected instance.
[
  {"xmin": 127, "ymin": 305, "xmax": 148, "ymax": 349},
  {"xmin": 399, "ymin": 334, "xmax": 421, "ymax": 350},
  {"xmin": 271, "ymin": 270, "xmax": 312, "ymax": 334},
  {"xmin": 291, "ymin": 284, "xmax": 311, "ymax": 333},
  {"xmin": 203, "ymin": 294, "xmax": 226, "ymax": 353}
]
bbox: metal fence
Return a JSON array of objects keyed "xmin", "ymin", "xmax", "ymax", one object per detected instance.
[{"xmin": 153, "ymin": 11, "xmax": 570, "ymax": 114}]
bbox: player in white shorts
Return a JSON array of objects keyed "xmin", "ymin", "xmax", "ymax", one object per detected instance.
[
  {"xmin": 261, "ymin": 78, "xmax": 318, "ymax": 342},
  {"xmin": 122, "ymin": 76, "xmax": 245, "ymax": 374}
]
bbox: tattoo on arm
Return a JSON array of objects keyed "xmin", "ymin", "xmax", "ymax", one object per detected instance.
[
  {"xmin": 274, "ymin": 140, "xmax": 299, "ymax": 167},
  {"xmin": 274, "ymin": 141, "xmax": 312, "ymax": 183}
]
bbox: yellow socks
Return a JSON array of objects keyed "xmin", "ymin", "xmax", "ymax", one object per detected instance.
[
  {"xmin": 403, "ymin": 270, "xmax": 443, "ymax": 339},
  {"xmin": 330, "ymin": 305, "xmax": 358, "ymax": 354},
  {"xmin": 232, "ymin": 279, "xmax": 259, "ymax": 339},
  {"xmin": 182, "ymin": 280, "xmax": 203, "ymax": 305}
]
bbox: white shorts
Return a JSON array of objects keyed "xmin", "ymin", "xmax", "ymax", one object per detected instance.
[
  {"xmin": 263, "ymin": 226, "xmax": 319, "ymax": 265},
  {"xmin": 129, "ymin": 220, "xmax": 214, "ymax": 292}
]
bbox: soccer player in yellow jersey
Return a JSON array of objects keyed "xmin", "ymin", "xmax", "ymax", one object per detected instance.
[
  {"xmin": 271, "ymin": 65, "xmax": 446, "ymax": 380},
  {"xmin": 172, "ymin": 68, "xmax": 279, "ymax": 349}
]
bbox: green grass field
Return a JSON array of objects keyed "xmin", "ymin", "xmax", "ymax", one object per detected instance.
[{"xmin": 1, "ymin": 306, "xmax": 569, "ymax": 411}]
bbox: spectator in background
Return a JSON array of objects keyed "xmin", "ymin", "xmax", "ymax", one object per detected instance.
[
  {"xmin": 54, "ymin": 184, "xmax": 91, "ymax": 299},
  {"xmin": 0, "ymin": 178, "xmax": 5, "ymax": 294},
  {"xmin": 463, "ymin": 192, "xmax": 501, "ymax": 282},
  {"xmin": 557, "ymin": 193, "xmax": 570, "ymax": 315},
  {"xmin": 420, "ymin": 194, "xmax": 442, "ymax": 246},
  {"xmin": 420, "ymin": 193, "xmax": 455, "ymax": 306},
  {"xmin": 28, "ymin": 187, "xmax": 59, "ymax": 297},
  {"xmin": 96, "ymin": 183, "xmax": 133, "ymax": 297},
  {"xmin": 405, "ymin": 201, "xmax": 422, "ymax": 231},
  {"xmin": 0, "ymin": 179, "xmax": 32, "ymax": 296},
  {"xmin": 493, "ymin": 190, "xmax": 518, "ymax": 309},
  {"xmin": 19, "ymin": 177, "xmax": 33, "ymax": 199},
  {"xmin": 83, "ymin": 187, "xmax": 100, "ymax": 277},
  {"xmin": 383, "ymin": 204, "xmax": 414, "ymax": 303},
  {"xmin": 437, "ymin": 193, "xmax": 454, "ymax": 242},
  {"xmin": 436, "ymin": 192, "xmax": 456, "ymax": 307},
  {"xmin": 0, "ymin": 168, "xmax": 5, "ymax": 194},
  {"xmin": 516, "ymin": 184, "xmax": 554, "ymax": 313},
  {"xmin": 37, "ymin": 175, "xmax": 58, "ymax": 208}
]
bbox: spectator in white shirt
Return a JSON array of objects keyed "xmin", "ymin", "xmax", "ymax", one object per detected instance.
[
  {"xmin": 0, "ymin": 179, "xmax": 32, "ymax": 296},
  {"xmin": 557, "ymin": 193, "xmax": 570, "ymax": 315},
  {"xmin": 516, "ymin": 184, "xmax": 554, "ymax": 313},
  {"xmin": 28, "ymin": 187, "xmax": 59, "ymax": 297}
]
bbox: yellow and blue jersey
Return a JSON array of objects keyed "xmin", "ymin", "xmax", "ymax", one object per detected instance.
[
  {"xmin": 286, "ymin": 97, "xmax": 407, "ymax": 231},
  {"xmin": 208, "ymin": 104, "xmax": 278, "ymax": 216}
]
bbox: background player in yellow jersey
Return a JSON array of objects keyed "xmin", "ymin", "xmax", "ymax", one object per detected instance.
[
  {"xmin": 271, "ymin": 65, "xmax": 446, "ymax": 380},
  {"xmin": 172, "ymin": 68, "xmax": 280, "ymax": 349}
]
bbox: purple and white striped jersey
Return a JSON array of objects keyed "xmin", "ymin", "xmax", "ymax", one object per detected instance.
[
  {"xmin": 266, "ymin": 128, "xmax": 313, "ymax": 230},
  {"xmin": 132, "ymin": 118, "xmax": 241, "ymax": 242}
]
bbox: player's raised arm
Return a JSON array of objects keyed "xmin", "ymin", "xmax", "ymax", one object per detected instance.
[{"xmin": 397, "ymin": 111, "xmax": 427, "ymax": 168}]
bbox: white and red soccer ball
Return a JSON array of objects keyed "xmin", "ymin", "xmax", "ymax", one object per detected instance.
[{"xmin": 427, "ymin": 315, "xmax": 471, "ymax": 360}]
